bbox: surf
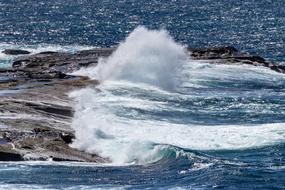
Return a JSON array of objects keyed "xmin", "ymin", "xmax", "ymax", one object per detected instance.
[{"xmin": 70, "ymin": 26, "xmax": 285, "ymax": 165}]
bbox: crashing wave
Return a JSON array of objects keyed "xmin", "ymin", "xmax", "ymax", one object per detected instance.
[{"xmin": 70, "ymin": 26, "xmax": 285, "ymax": 165}]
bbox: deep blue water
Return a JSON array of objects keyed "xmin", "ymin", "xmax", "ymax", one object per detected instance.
[
  {"xmin": 1, "ymin": 0, "xmax": 285, "ymax": 62},
  {"xmin": 0, "ymin": 0, "xmax": 285, "ymax": 189}
]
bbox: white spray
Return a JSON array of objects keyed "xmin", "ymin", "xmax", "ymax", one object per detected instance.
[
  {"xmin": 70, "ymin": 26, "xmax": 285, "ymax": 165},
  {"xmin": 74, "ymin": 26, "xmax": 188, "ymax": 91}
]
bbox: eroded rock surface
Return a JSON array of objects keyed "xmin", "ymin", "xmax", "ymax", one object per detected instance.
[
  {"xmin": 0, "ymin": 77, "xmax": 104, "ymax": 162},
  {"xmin": 0, "ymin": 48, "xmax": 107, "ymax": 162}
]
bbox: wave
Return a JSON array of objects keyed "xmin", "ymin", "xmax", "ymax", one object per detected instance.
[
  {"xmin": 70, "ymin": 26, "xmax": 285, "ymax": 165},
  {"xmin": 74, "ymin": 26, "xmax": 188, "ymax": 91},
  {"xmin": 70, "ymin": 86, "xmax": 285, "ymax": 165}
]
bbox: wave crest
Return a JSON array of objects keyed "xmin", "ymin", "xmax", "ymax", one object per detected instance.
[
  {"xmin": 70, "ymin": 27, "xmax": 285, "ymax": 165},
  {"xmin": 74, "ymin": 26, "xmax": 188, "ymax": 91}
]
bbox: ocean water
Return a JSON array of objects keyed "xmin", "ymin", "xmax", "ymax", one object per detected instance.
[{"xmin": 0, "ymin": 0, "xmax": 285, "ymax": 189}]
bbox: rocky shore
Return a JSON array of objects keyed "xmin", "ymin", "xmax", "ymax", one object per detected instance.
[{"xmin": 0, "ymin": 46, "xmax": 284, "ymax": 162}]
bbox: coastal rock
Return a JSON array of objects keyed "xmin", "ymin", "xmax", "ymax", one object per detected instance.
[
  {"xmin": 12, "ymin": 48, "xmax": 114, "ymax": 73},
  {"xmin": 0, "ymin": 46, "xmax": 284, "ymax": 163},
  {"xmin": 189, "ymin": 46, "xmax": 285, "ymax": 74},
  {"xmin": 0, "ymin": 129, "xmax": 107, "ymax": 162},
  {"xmin": 7, "ymin": 46, "xmax": 285, "ymax": 83},
  {"xmin": 2, "ymin": 49, "xmax": 31, "ymax": 55},
  {"xmin": 190, "ymin": 46, "xmax": 239, "ymax": 59},
  {"xmin": 0, "ymin": 68, "xmax": 104, "ymax": 162},
  {"xmin": 0, "ymin": 144, "xmax": 24, "ymax": 161},
  {"xmin": 60, "ymin": 132, "xmax": 75, "ymax": 144},
  {"xmin": 0, "ymin": 48, "xmax": 113, "ymax": 89}
]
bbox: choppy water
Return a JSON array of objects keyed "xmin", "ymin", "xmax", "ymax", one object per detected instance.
[
  {"xmin": 1, "ymin": 0, "xmax": 285, "ymax": 62},
  {"xmin": 0, "ymin": 0, "xmax": 285, "ymax": 189}
]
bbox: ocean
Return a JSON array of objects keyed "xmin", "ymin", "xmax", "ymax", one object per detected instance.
[{"xmin": 0, "ymin": 0, "xmax": 285, "ymax": 189}]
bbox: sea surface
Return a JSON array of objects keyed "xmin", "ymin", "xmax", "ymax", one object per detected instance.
[{"xmin": 0, "ymin": 0, "xmax": 285, "ymax": 189}]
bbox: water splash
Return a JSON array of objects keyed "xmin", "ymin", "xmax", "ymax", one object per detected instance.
[
  {"xmin": 74, "ymin": 26, "xmax": 188, "ymax": 91},
  {"xmin": 70, "ymin": 27, "xmax": 285, "ymax": 165}
]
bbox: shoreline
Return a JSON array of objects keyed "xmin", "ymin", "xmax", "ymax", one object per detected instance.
[{"xmin": 0, "ymin": 46, "xmax": 283, "ymax": 162}]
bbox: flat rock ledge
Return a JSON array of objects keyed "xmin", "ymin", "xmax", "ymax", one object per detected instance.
[
  {"xmin": 189, "ymin": 46, "xmax": 285, "ymax": 73},
  {"xmin": 2, "ymin": 49, "xmax": 31, "ymax": 55},
  {"xmin": 0, "ymin": 77, "xmax": 105, "ymax": 162},
  {"xmin": 0, "ymin": 46, "xmax": 284, "ymax": 162}
]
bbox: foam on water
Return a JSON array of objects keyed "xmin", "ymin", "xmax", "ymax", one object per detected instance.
[
  {"xmin": 70, "ymin": 86, "xmax": 285, "ymax": 165},
  {"xmin": 0, "ymin": 161, "xmax": 102, "ymax": 168},
  {"xmin": 0, "ymin": 43, "xmax": 94, "ymax": 68},
  {"xmin": 70, "ymin": 27, "xmax": 285, "ymax": 165},
  {"xmin": 0, "ymin": 184, "xmax": 125, "ymax": 190}
]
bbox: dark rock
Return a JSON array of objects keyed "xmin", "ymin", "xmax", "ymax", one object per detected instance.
[
  {"xmin": 38, "ymin": 51, "xmax": 58, "ymax": 54},
  {"xmin": 0, "ymin": 48, "xmax": 114, "ymax": 88},
  {"xmin": 26, "ymin": 71, "xmax": 72, "ymax": 80},
  {"xmin": 0, "ymin": 151, "xmax": 24, "ymax": 161},
  {"xmin": 189, "ymin": 46, "xmax": 285, "ymax": 74},
  {"xmin": 0, "ymin": 144, "xmax": 24, "ymax": 161},
  {"xmin": 33, "ymin": 128, "xmax": 50, "ymax": 134},
  {"xmin": 0, "ymin": 129, "xmax": 108, "ymax": 163},
  {"xmin": 60, "ymin": 132, "xmax": 75, "ymax": 144},
  {"xmin": 2, "ymin": 49, "xmax": 31, "ymax": 55},
  {"xmin": 24, "ymin": 101, "xmax": 73, "ymax": 118},
  {"xmin": 190, "ymin": 46, "xmax": 238, "ymax": 58},
  {"xmin": 12, "ymin": 48, "xmax": 114, "ymax": 74},
  {"xmin": 3, "ymin": 132, "xmax": 12, "ymax": 142}
]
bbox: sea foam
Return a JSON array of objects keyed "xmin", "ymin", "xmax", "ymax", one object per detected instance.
[
  {"xmin": 70, "ymin": 26, "xmax": 285, "ymax": 165},
  {"xmin": 73, "ymin": 26, "xmax": 188, "ymax": 91}
]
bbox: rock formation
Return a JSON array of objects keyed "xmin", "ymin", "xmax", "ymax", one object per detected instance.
[{"xmin": 0, "ymin": 46, "xmax": 283, "ymax": 162}]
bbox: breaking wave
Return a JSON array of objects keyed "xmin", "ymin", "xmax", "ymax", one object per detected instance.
[
  {"xmin": 73, "ymin": 26, "xmax": 188, "ymax": 91},
  {"xmin": 70, "ymin": 26, "xmax": 285, "ymax": 165}
]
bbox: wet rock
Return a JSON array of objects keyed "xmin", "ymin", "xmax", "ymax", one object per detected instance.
[
  {"xmin": 190, "ymin": 46, "xmax": 238, "ymax": 58},
  {"xmin": 0, "ymin": 79, "xmax": 21, "ymax": 88},
  {"xmin": 4, "ymin": 46, "xmax": 283, "ymax": 86},
  {"xmin": 189, "ymin": 46, "xmax": 285, "ymax": 74},
  {"xmin": 12, "ymin": 48, "xmax": 114, "ymax": 74},
  {"xmin": 0, "ymin": 47, "xmax": 113, "ymax": 92},
  {"xmin": 2, "ymin": 49, "xmax": 30, "ymax": 55},
  {"xmin": 33, "ymin": 128, "xmax": 51, "ymax": 134},
  {"xmin": 25, "ymin": 71, "xmax": 72, "ymax": 80},
  {"xmin": 0, "ymin": 143, "xmax": 24, "ymax": 161},
  {"xmin": 0, "ymin": 129, "xmax": 108, "ymax": 162},
  {"xmin": 60, "ymin": 132, "xmax": 75, "ymax": 144},
  {"xmin": 1, "ymin": 46, "xmax": 285, "ymax": 163},
  {"xmin": 0, "ymin": 70, "xmax": 105, "ymax": 162}
]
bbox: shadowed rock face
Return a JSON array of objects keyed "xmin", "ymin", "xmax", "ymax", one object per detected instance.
[
  {"xmin": 2, "ymin": 49, "xmax": 30, "ymax": 55},
  {"xmin": 0, "ymin": 46, "xmax": 284, "ymax": 162},
  {"xmin": 189, "ymin": 46, "xmax": 285, "ymax": 73}
]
